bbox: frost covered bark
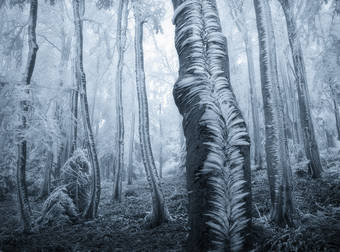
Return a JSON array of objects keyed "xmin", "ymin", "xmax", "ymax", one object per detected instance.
[
  {"xmin": 253, "ymin": 0, "xmax": 294, "ymax": 226},
  {"xmin": 112, "ymin": 0, "xmax": 128, "ymax": 202},
  {"xmin": 17, "ymin": 0, "xmax": 38, "ymax": 232},
  {"xmin": 171, "ymin": 0, "xmax": 252, "ymax": 250},
  {"xmin": 72, "ymin": 0, "xmax": 101, "ymax": 218},
  {"xmin": 278, "ymin": 0, "xmax": 323, "ymax": 178},
  {"xmin": 133, "ymin": 1, "xmax": 171, "ymax": 227}
]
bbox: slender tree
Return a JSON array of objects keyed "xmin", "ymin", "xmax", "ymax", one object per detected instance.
[
  {"xmin": 253, "ymin": 0, "xmax": 294, "ymax": 226},
  {"xmin": 16, "ymin": 0, "xmax": 38, "ymax": 232},
  {"xmin": 72, "ymin": 0, "xmax": 101, "ymax": 218},
  {"xmin": 158, "ymin": 104, "xmax": 163, "ymax": 178},
  {"xmin": 171, "ymin": 0, "xmax": 252, "ymax": 250},
  {"xmin": 133, "ymin": 0, "xmax": 171, "ymax": 227},
  {"xmin": 227, "ymin": 0, "xmax": 263, "ymax": 169},
  {"xmin": 127, "ymin": 110, "xmax": 135, "ymax": 185},
  {"xmin": 278, "ymin": 0, "xmax": 323, "ymax": 178},
  {"xmin": 112, "ymin": 0, "xmax": 128, "ymax": 202}
]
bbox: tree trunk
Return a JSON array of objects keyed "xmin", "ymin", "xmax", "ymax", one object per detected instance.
[
  {"xmin": 39, "ymin": 151, "xmax": 52, "ymax": 199},
  {"xmin": 127, "ymin": 110, "xmax": 135, "ymax": 185},
  {"xmin": 72, "ymin": 0, "xmax": 101, "ymax": 218},
  {"xmin": 253, "ymin": 0, "xmax": 294, "ymax": 227},
  {"xmin": 333, "ymin": 99, "xmax": 340, "ymax": 141},
  {"xmin": 279, "ymin": 0, "xmax": 323, "ymax": 178},
  {"xmin": 227, "ymin": 0, "xmax": 263, "ymax": 170},
  {"xmin": 133, "ymin": 3, "xmax": 171, "ymax": 228},
  {"xmin": 159, "ymin": 104, "xmax": 163, "ymax": 179},
  {"xmin": 172, "ymin": 0, "xmax": 252, "ymax": 250},
  {"xmin": 17, "ymin": 0, "xmax": 38, "ymax": 232},
  {"xmin": 112, "ymin": 0, "xmax": 128, "ymax": 202}
]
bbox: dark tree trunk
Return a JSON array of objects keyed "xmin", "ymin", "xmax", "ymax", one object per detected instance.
[
  {"xmin": 171, "ymin": 0, "xmax": 252, "ymax": 250},
  {"xmin": 17, "ymin": 0, "xmax": 38, "ymax": 232}
]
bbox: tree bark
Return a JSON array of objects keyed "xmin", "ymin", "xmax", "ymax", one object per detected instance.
[
  {"xmin": 172, "ymin": 0, "xmax": 251, "ymax": 250},
  {"xmin": 253, "ymin": 0, "xmax": 294, "ymax": 227},
  {"xmin": 72, "ymin": 0, "xmax": 101, "ymax": 218},
  {"xmin": 133, "ymin": 2, "xmax": 171, "ymax": 228},
  {"xmin": 112, "ymin": 0, "xmax": 128, "ymax": 202},
  {"xmin": 17, "ymin": 0, "xmax": 38, "ymax": 232},
  {"xmin": 278, "ymin": 0, "xmax": 323, "ymax": 178}
]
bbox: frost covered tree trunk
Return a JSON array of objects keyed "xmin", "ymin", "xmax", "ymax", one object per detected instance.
[
  {"xmin": 72, "ymin": 0, "xmax": 101, "ymax": 218},
  {"xmin": 253, "ymin": 0, "xmax": 294, "ymax": 227},
  {"xmin": 278, "ymin": 0, "xmax": 322, "ymax": 178},
  {"xmin": 133, "ymin": 2, "xmax": 171, "ymax": 228},
  {"xmin": 17, "ymin": 0, "xmax": 38, "ymax": 232},
  {"xmin": 127, "ymin": 110, "xmax": 135, "ymax": 185},
  {"xmin": 227, "ymin": 0, "xmax": 263, "ymax": 170},
  {"xmin": 112, "ymin": 0, "xmax": 128, "ymax": 202},
  {"xmin": 172, "ymin": 0, "xmax": 252, "ymax": 250}
]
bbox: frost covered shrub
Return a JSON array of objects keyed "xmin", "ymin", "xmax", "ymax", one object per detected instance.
[{"xmin": 37, "ymin": 149, "xmax": 90, "ymax": 227}]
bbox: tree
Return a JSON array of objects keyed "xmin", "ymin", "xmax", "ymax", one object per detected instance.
[
  {"xmin": 112, "ymin": 0, "xmax": 128, "ymax": 202},
  {"xmin": 171, "ymin": 0, "xmax": 252, "ymax": 250},
  {"xmin": 17, "ymin": 0, "xmax": 38, "ymax": 232},
  {"xmin": 72, "ymin": 0, "xmax": 101, "ymax": 218},
  {"xmin": 227, "ymin": 0, "xmax": 263, "ymax": 169},
  {"xmin": 133, "ymin": 0, "xmax": 171, "ymax": 227},
  {"xmin": 253, "ymin": 0, "xmax": 294, "ymax": 226},
  {"xmin": 127, "ymin": 109, "xmax": 135, "ymax": 185},
  {"xmin": 278, "ymin": 0, "xmax": 323, "ymax": 178},
  {"xmin": 158, "ymin": 104, "xmax": 163, "ymax": 178}
]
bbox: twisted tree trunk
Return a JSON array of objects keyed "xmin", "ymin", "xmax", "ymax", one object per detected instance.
[
  {"xmin": 253, "ymin": 0, "xmax": 294, "ymax": 227},
  {"xmin": 133, "ymin": 2, "xmax": 171, "ymax": 228},
  {"xmin": 17, "ymin": 0, "xmax": 38, "ymax": 232},
  {"xmin": 112, "ymin": 0, "xmax": 128, "ymax": 202},
  {"xmin": 72, "ymin": 0, "xmax": 101, "ymax": 218},
  {"xmin": 172, "ymin": 0, "xmax": 251, "ymax": 250},
  {"xmin": 278, "ymin": 0, "xmax": 322, "ymax": 178}
]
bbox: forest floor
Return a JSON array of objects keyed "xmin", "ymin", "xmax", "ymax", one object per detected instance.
[{"xmin": 0, "ymin": 161, "xmax": 340, "ymax": 251}]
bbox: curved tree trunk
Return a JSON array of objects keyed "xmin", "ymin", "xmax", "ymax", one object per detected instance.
[
  {"xmin": 133, "ymin": 3, "xmax": 171, "ymax": 228},
  {"xmin": 72, "ymin": 0, "xmax": 101, "ymax": 218},
  {"xmin": 112, "ymin": 0, "xmax": 128, "ymax": 202},
  {"xmin": 17, "ymin": 0, "xmax": 38, "ymax": 232},
  {"xmin": 253, "ymin": 0, "xmax": 294, "ymax": 227},
  {"xmin": 278, "ymin": 0, "xmax": 323, "ymax": 178},
  {"xmin": 172, "ymin": 0, "xmax": 252, "ymax": 250}
]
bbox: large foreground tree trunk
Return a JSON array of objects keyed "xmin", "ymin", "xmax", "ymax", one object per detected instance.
[
  {"xmin": 133, "ymin": 2, "xmax": 171, "ymax": 228},
  {"xmin": 17, "ymin": 0, "xmax": 38, "ymax": 232},
  {"xmin": 278, "ymin": 0, "xmax": 323, "ymax": 178},
  {"xmin": 112, "ymin": 0, "xmax": 128, "ymax": 202},
  {"xmin": 172, "ymin": 0, "xmax": 252, "ymax": 250},
  {"xmin": 72, "ymin": 0, "xmax": 101, "ymax": 218},
  {"xmin": 253, "ymin": 0, "xmax": 294, "ymax": 227}
]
